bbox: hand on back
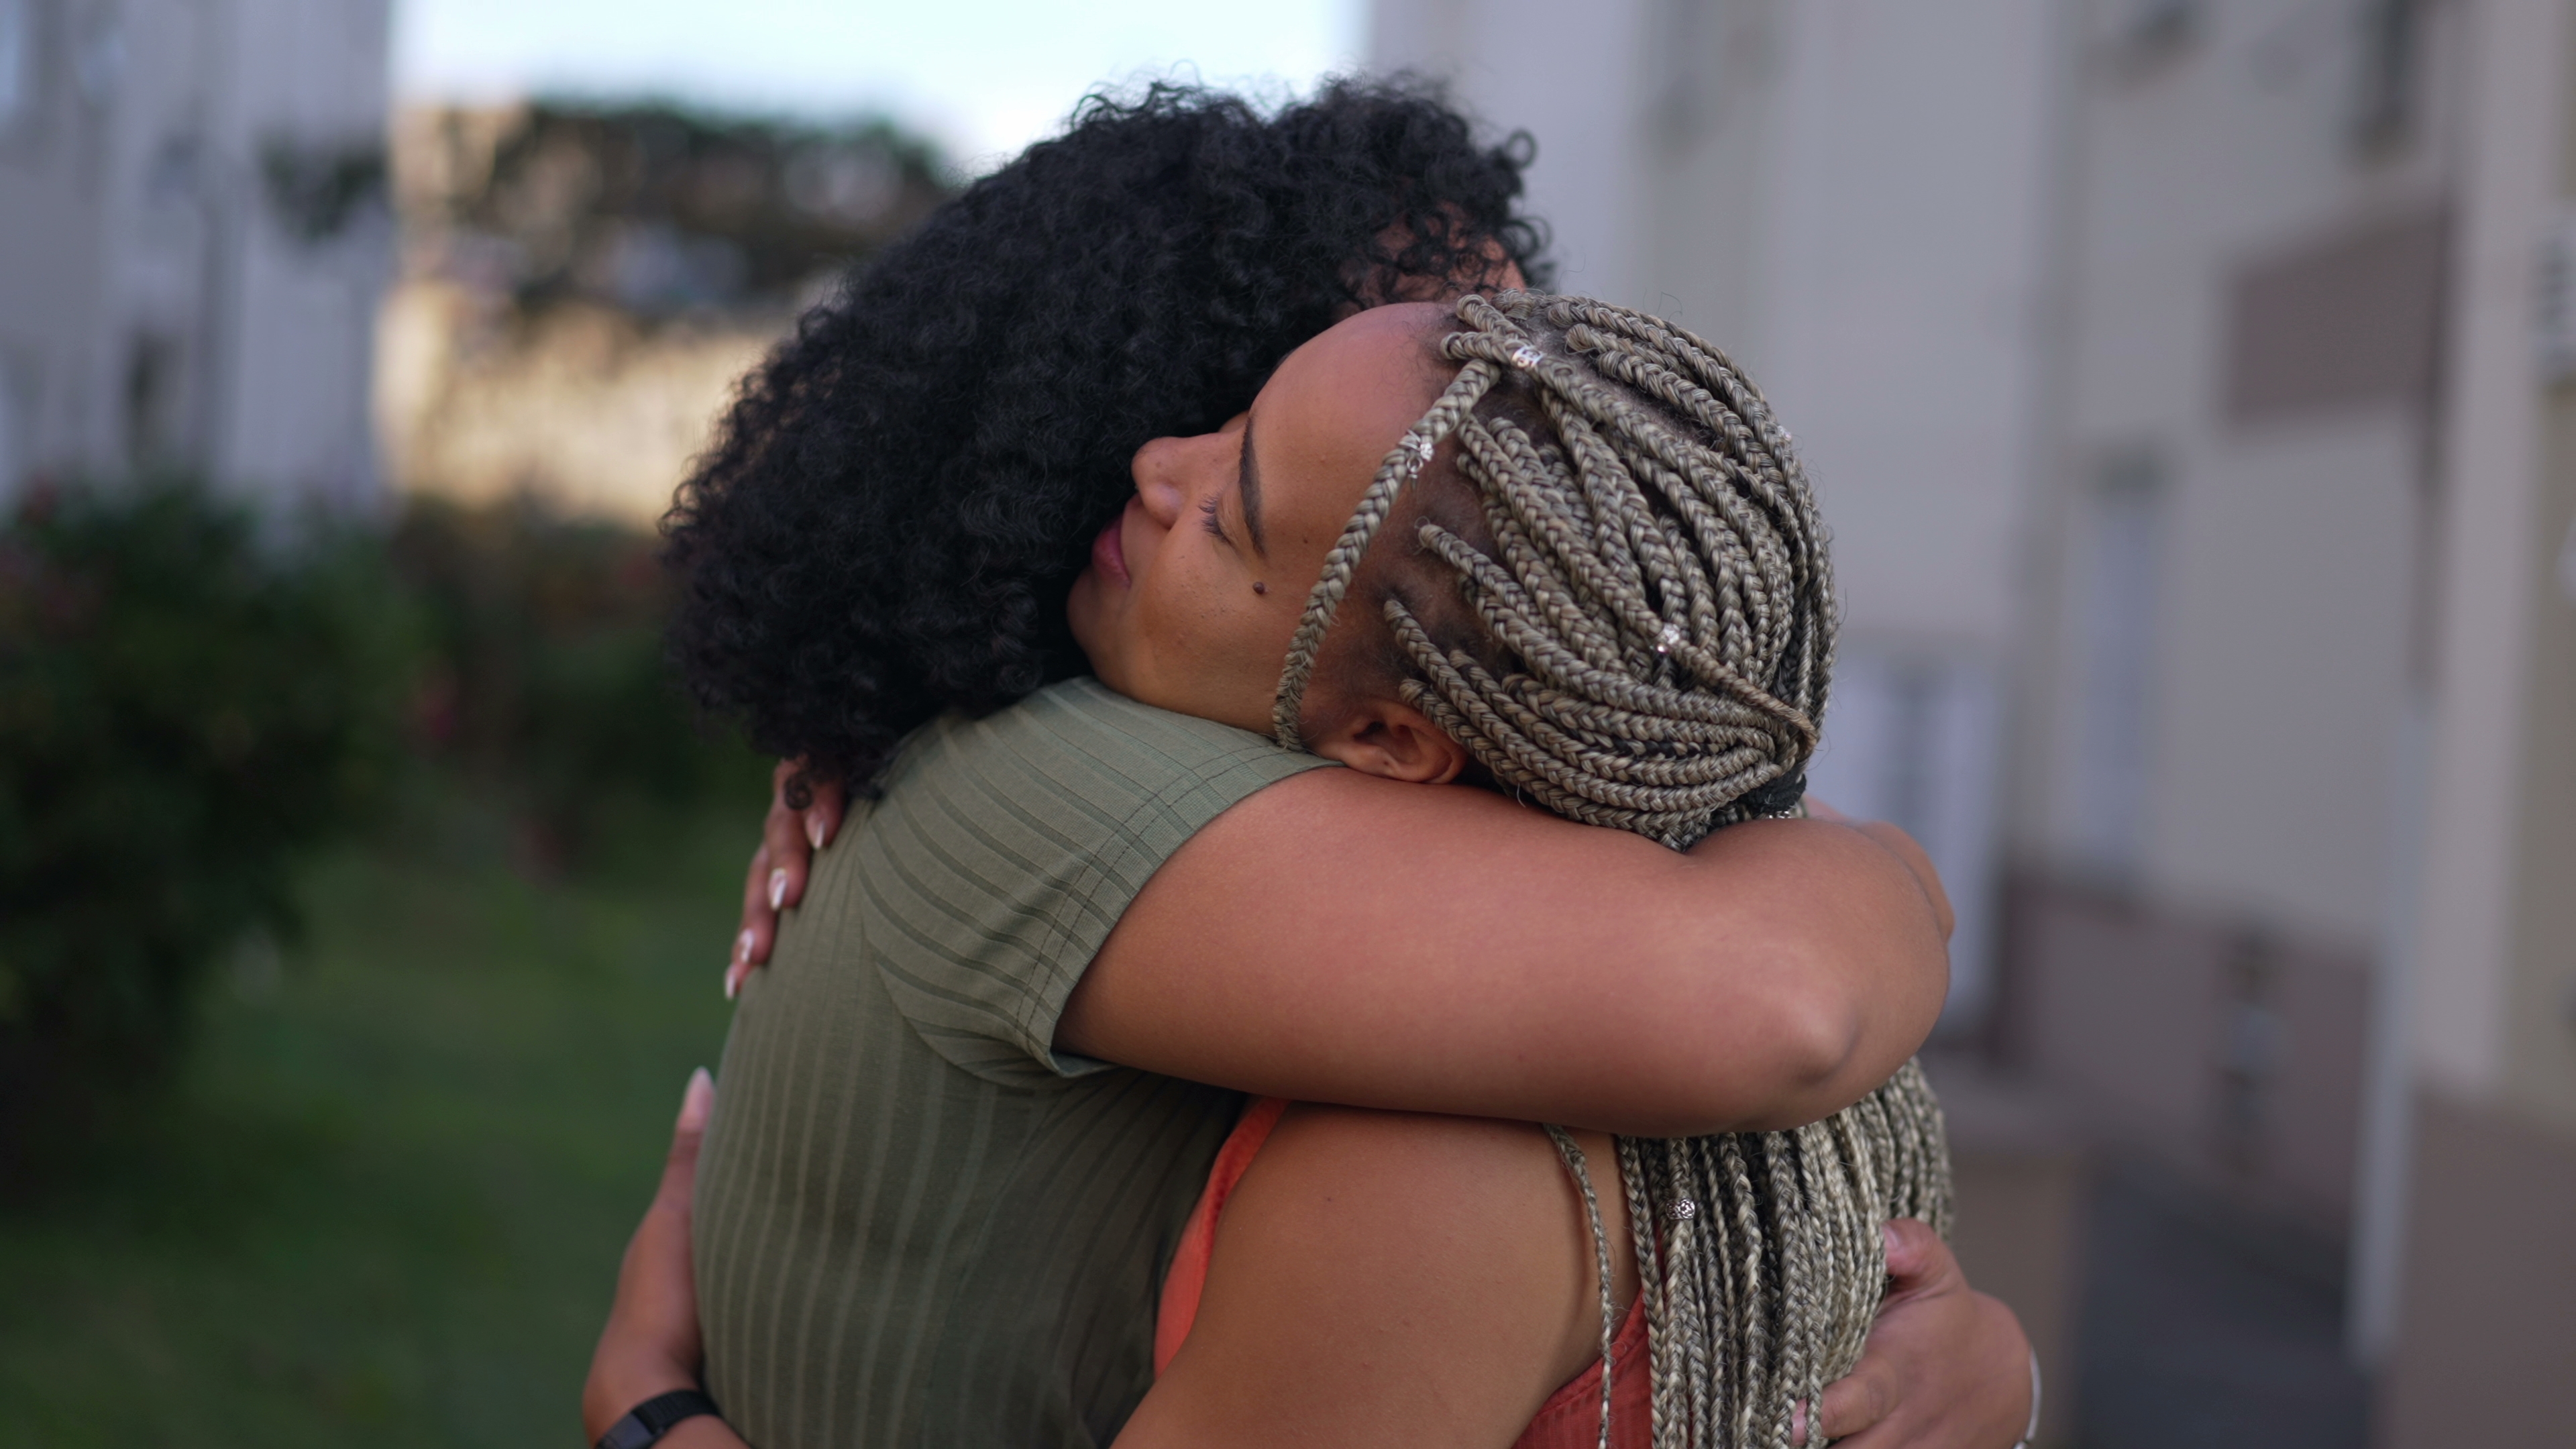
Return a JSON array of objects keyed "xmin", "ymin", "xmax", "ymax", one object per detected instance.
[
  {"xmin": 1813, "ymin": 1220, "xmax": 2036, "ymax": 1448},
  {"xmin": 725, "ymin": 760, "xmax": 846, "ymax": 1000}
]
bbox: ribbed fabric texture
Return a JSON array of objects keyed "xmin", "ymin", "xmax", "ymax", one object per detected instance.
[{"xmin": 694, "ymin": 678, "xmax": 1334, "ymax": 1448}]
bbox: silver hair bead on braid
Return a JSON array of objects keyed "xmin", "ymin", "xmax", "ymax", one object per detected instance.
[{"xmin": 1271, "ymin": 292, "xmax": 1953, "ymax": 1448}]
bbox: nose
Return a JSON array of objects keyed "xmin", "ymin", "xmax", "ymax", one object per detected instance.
[
  {"xmin": 1130, "ymin": 435, "xmax": 1193, "ymax": 529},
  {"xmin": 1129, "ymin": 415, "xmax": 1244, "ymax": 529}
]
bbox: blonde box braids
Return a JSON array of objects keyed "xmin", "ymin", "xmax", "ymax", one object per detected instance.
[{"xmin": 1271, "ymin": 292, "xmax": 1953, "ymax": 1449}]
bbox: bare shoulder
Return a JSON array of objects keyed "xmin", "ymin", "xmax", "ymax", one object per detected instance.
[
  {"xmin": 1236, "ymin": 1104, "xmax": 1638, "ymax": 1356},
  {"xmin": 1115, "ymin": 1104, "xmax": 1633, "ymax": 1449},
  {"xmin": 1240, "ymin": 1106, "xmax": 1601, "ymax": 1278}
]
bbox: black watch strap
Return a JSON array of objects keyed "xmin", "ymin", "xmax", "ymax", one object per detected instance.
[{"xmin": 597, "ymin": 1388, "xmax": 720, "ymax": 1449}]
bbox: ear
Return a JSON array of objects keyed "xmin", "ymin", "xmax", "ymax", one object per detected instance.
[{"xmin": 1305, "ymin": 696, "xmax": 1470, "ymax": 785}]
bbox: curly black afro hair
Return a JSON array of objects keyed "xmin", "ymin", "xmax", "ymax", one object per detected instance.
[{"xmin": 662, "ymin": 78, "xmax": 1547, "ymax": 794}]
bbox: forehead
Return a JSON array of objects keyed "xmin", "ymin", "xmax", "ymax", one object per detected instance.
[
  {"xmin": 1254, "ymin": 304, "xmax": 1457, "ymax": 544},
  {"xmin": 1271, "ymin": 301, "xmax": 1454, "ymax": 396}
]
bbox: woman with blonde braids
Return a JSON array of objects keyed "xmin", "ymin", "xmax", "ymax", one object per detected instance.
[{"xmin": 1110, "ymin": 292, "xmax": 1972, "ymax": 1449}]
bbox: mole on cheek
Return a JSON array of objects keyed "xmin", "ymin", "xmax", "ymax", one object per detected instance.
[{"xmin": 1252, "ymin": 581, "xmax": 1268, "ymax": 595}]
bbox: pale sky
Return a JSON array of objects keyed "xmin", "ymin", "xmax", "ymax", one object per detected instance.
[{"xmin": 392, "ymin": 0, "xmax": 1373, "ymax": 172}]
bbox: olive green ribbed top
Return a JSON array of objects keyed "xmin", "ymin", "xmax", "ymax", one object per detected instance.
[{"xmin": 694, "ymin": 677, "xmax": 1334, "ymax": 1448}]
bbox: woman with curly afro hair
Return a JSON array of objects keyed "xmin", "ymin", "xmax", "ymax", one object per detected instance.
[
  {"xmin": 665, "ymin": 80, "xmax": 1545, "ymax": 802},
  {"xmin": 594, "ymin": 81, "xmax": 2028, "ymax": 1449}
]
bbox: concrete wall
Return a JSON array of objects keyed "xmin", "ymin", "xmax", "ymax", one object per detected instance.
[
  {"xmin": 2373, "ymin": 8, "xmax": 2576, "ymax": 1423},
  {"xmin": 1927, "ymin": 1053, "xmax": 2090, "ymax": 1447},
  {"xmin": 2018, "ymin": 0, "xmax": 2456, "ymax": 941},
  {"xmin": 2376, "ymin": 1089, "xmax": 2576, "ymax": 1444},
  {"xmin": 2506, "ymin": 381, "xmax": 2576, "ymax": 1122},
  {"xmin": 2502, "ymin": 3, "xmax": 2576, "ymax": 1140},
  {"xmin": 2000, "ymin": 877, "xmax": 2371, "ymax": 1231},
  {"xmin": 1992, "ymin": 25, "xmax": 2491, "ymax": 1362}
]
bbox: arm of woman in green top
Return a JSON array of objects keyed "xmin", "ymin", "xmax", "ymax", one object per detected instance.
[{"xmin": 735, "ymin": 763, "xmax": 1947, "ymax": 1139}]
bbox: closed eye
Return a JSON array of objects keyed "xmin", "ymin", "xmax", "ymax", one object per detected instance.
[{"xmin": 1199, "ymin": 494, "xmax": 1232, "ymax": 544}]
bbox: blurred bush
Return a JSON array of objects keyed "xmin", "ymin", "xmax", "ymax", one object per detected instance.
[
  {"xmin": 0, "ymin": 480, "xmax": 414, "ymax": 1151},
  {"xmin": 388, "ymin": 494, "xmax": 765, "ymax": 866},
  {"xmin": 0, "ymin": 480, "xmax": 760, "ymax": 1164}
]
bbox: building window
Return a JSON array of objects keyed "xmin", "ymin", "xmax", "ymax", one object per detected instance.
[
  {"xmin": 2072, "ymin": 443, "xmax": 2169, "ymax": 877},
  {"xmin": 0, "ymin": 366, "xmax": 21, "ymax": 506},
  {"xmin": 1649, "ymin": 0, "xmax": 1713, "ymax": 151},
  {"xmin": 2103, "ymin": 0, "xmax": 2198, "ymax": 62},
  {"xmin": 2542, "ymin": 203, "xmax": 2576, "ymax": 384},
  {"xmin": 2352, "ymin": 0, "xmax": 2424, "ymax": 151},
  {"xmin": 0, "ymin": 0, "xmax": 32, "ymax": 133},
  {"xmin": 123, "ymin": 333, "xmax": 184, "ymax": 468},
  {"xmin": 2222, "ymin": 207, "xmax": 2447, "ymax": 425},
  {"xmin": 2214, "ymin": 930, "xmax": 2286, "ymax": 1173}
]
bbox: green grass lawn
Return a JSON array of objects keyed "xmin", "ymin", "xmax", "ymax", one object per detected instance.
[{"xmin": 0, "ymin": 804, "xmax": 748, "ymax": 1448}]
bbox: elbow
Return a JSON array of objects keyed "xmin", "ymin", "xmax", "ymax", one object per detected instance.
[
  {"xmin": 1609, "ymin": 843, "xmax": 1951, "ymax": 1133},
  {"xmin": 1754, "ymin": 985, "xmax": 1873, "ymax": 1124},
  {"xmin": 1733, "ymin": 936, "xmax": 1946, "ymax": 1131},
  {"xmin": 1587, "ymin": 961, "xmax": 1870, "ymax": 1136},
  {"xmin": 1637, "ymin": 980, "xmax": 1863, "ymax": 1136}
]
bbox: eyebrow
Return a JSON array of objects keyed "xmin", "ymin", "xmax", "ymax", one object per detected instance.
[{"xmin": 1237, "ymin": 414, "xmax": 1269, "ymax": 557}]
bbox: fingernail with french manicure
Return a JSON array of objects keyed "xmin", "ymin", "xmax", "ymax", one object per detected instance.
[
  {"xmin": 724, "ymin": 961, "xmax": 745, "ymax": 1001},
  {"xmin": 768, "ymin": 867, "xmax": 788, "ymax": 910},
  {"xmin": 806, "ymin": 813, "xmax": 827, "ymax": 852},
  {"xmin": 680, "ymin": 1066, "xmax": 715, "ymax": 1127}
]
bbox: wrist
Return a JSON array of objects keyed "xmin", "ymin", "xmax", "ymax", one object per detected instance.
[
  {"xmin": 593, "ymin": 1387, "xmax": 723, "ymax": 1449},
  {"xmin": 583, "ymin": 1361, "xmax": 700, "ymax": 1442}
]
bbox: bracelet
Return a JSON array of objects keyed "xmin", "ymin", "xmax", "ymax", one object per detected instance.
[
  {"xmin": 597, "ymin": 1388, "xmax": 721, "ymax": 1449},
  {"xmin": 2011, "ymin": 1349, "xmax": 2042, "ymax": 1449}
]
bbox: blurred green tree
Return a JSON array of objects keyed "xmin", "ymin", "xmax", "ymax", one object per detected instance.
[
  {"xmin": 0, "ymin": 479, "xmax": 415, "ymax": 1159},
  {"xmin": 0, "ymin": 480, "xmax": 765, "ymax": 1171}
]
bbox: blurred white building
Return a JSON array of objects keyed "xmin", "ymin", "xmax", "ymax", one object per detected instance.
[
  {"xmin": 0, "ymin": 0, "xmax": 393, "ymax": 506},
  {"xmin": 1377, "ymin": 1, "xmax": 2575, "ymax": 1442},
  {"xmin": 1377, "ymin": 0, "xmax": 2061, "ymax": 1032}
]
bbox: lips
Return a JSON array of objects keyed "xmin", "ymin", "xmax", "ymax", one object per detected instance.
[{"xmin": 1090, "ymin": 510, "xmax": 1132, "ymax": 590}]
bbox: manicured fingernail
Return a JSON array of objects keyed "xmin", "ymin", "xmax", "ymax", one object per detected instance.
[
  {"xmin": 680, "ymin": 1067, "xmax": 715, "ymax": 1126},
  {"xmin": 806, "ymin": 813, "xmax": 827, "ymax": 852},
  {"xmin": 735, "ymin": 929, "xmax": 755, "ymax": 964},
  {"xmin": 724, "ymin": 961, "xmax": 744, "ymax": 1000},
  {"xmin": 768, "ymin": 867, "xmax": 788, "ymax": 910}
]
